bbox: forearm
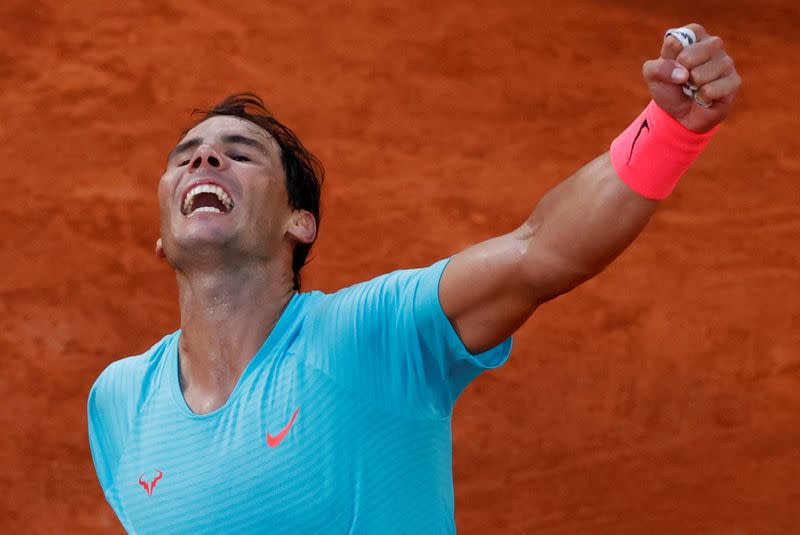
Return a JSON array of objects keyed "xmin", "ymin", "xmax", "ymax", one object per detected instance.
[
  {"xmin": 518, "ymin": 152, "xmax": 657, "ymax": 302},
  {"xmin": 439, "ymin": 23, "xmax": 738, "ymax": 353}
]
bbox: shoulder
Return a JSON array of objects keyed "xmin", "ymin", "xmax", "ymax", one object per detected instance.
[
  {"xmin": 87, "ymin": 333, "xmax": 177, "ymax": 492},
  {"xmin": 88, "ymin": 332, "xmax": 177, "ymax": 419},
  {"xmin": 310, "ymin": 259, "xmax": 451, "ymax": 314}
]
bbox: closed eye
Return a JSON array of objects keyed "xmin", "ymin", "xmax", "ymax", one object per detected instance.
[
  {"xmin": 230, "ymin": 154, "xmax": 251, "ymax": 162},
  {"xmin": 178, "ymin": 159, "xmax": 190, "ymax": 167}
]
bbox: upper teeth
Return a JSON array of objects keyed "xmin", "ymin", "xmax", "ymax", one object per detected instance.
[{"xmin": 183, "ymin": 184, "xmax": 233, "ymax": 214}]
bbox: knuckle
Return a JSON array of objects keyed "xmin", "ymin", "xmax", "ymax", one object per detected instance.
[
  {"xmin": 688, "ymin": 22, "xmax": 705, "ymax": 34},
  {"xmin": 642, "ymin": 60, "xmax": 662, "ymax": 81},
  {"xmin": 663, "ymin": 38, "xmax": 682, "ymax": 55},
  {"xmin": 666, "ymin": 38, "xmax": 682, "ymax": 52},
  {"xmin": 721, "ymin": 55, "xmax": 735, "ymax": 71},
  {"xmin": 676, "ymin": 51, "xmax": 694, "ymax": 67}
]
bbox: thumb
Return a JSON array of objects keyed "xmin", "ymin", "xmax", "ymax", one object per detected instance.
[{"xmin": 643, "ymin": 58, "xmax": 689, "ymax": 85}]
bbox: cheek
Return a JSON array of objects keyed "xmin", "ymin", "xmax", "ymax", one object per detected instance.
[
  {"xmin": 249, "ymin": 185, "xmax": 291, "ymax": 240},
  {"xmin": 156, "ymin": 174, "xmax": 179, "ymax": 232},
  {"xmin": 157, "ymin": 172, "xmax": 177, "ymax": 211},
  {"xmin": 254, "ymin": 178, "xmax": 289, "ymax": 213}
]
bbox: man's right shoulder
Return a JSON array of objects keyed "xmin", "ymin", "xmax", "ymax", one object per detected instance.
[
  {"xmin": 87, "ymin": 333, "xmax": 178, "ymax": 492},
  {"xmin": 89, "ymin": 332, "xmax": 178, "ymax": 416}
]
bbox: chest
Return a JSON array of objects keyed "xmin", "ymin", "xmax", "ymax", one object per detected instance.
[{"xmin": 111, "ymin": 369, "xmax": 358, "ymax": 534}]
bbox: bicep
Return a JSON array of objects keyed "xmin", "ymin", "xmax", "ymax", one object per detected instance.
[
  {"xmin": 440, "ymin": 154, "xmax": 657, "ymax": 355},
  {"xmin": 439, "ymin": 230, "xmax": 542, "ymax": 354}
]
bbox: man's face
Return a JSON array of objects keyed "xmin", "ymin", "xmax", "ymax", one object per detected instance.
[{"xmin": 157, "ymin": 115, "xmax": 293, "ymax": 267}]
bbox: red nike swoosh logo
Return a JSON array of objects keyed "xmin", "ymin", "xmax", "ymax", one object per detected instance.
[{"xmin": 266, "ymin": 407, "xmax": 300, "ymax": 448}]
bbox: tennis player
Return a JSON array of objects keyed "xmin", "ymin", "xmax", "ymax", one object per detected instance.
[{"xmin": 88, "ymin": 23, "xmax": 740, "ymax": 533}]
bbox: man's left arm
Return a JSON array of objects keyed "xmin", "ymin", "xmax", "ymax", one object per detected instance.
[{"xmin": 440, "ymin": 23, "xmax": 741, "ymax": 354}]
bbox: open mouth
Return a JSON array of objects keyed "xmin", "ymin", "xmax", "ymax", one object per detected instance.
[{"xmin": 181, "ymin": 183, "xmax": 234, "ymax": 216}]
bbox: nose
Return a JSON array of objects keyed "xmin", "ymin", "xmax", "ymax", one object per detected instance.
[{"xmin": 189, "ymin": 144, "xmax": 228, "ymax": 171}]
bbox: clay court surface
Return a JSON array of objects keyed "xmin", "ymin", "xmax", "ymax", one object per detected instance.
[{"xmin": 1, "ymin": 0, "xmax": 798, "ymax": 533}]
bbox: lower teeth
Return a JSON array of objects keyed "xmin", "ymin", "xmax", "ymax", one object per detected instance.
[{"xmin": 192, "ymin": 206, "xmax": 222, "ymax": 214}]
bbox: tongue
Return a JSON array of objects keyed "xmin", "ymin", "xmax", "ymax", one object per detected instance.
[{"xmin": 191, "ymin": 192, "xmax": 226, "ymax": 213}]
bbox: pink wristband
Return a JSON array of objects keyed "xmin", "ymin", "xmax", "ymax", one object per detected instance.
[{"xmin": 610, "ymin": 100, "xmax": 718, "ymax": 200}]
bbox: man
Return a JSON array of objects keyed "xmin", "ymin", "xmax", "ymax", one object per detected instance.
[{"xmin": 88, "ymin": 23, "xmax": 740, "ymax": 533}]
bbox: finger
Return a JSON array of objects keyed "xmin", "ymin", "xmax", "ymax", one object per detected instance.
[
  {"xmin": 676, "ymin": 35, "xmax": 725, "ymax": 70},
  {"xmin": 661, "ymin": 23, "xmax": 708, "ymax": 59},
  {"xmin": 696, "ymin": 70, "xmax": 742, "ymax": 104},
  {"xmin": 643, "ymin": 58, "xmax": 689, "ymax": 84},
  {"xmin": 661, "ymin": 34, "xmax": 684, "ymax": 60},
  {"xmin": 689, "ymin": 52, "xmax": 735, "ymax": 87},
  {"xmin": 683, "ymin": 23, "xmax": 709, "ymax": 41}
]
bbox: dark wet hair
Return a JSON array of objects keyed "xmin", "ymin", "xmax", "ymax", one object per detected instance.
[{"xmin": 192, "ymin": 93, "xmax": 323, "ymax": 290}]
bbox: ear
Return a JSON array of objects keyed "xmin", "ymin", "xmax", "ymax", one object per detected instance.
[
  {"xmin": 155, "ymin": 238, "xmax": 166, "ymax": 259},
  {"xmin": 286, "ymin": 210, "xmax": 317, "ymax": 245}
]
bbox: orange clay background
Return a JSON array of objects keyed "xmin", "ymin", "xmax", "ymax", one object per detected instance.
[{"xmin": 1, "ymin": 0, "xmax": 798, "ymax": 533}]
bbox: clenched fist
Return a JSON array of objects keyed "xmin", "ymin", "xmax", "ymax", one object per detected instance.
[{"xmin": 643, "ymin": 23, "xmax": 741, "ymax": 133}]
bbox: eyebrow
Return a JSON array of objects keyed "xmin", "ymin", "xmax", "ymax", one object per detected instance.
[{"xmin": 168, "ymin": 134, "xmax": 271, "ymax": 162}]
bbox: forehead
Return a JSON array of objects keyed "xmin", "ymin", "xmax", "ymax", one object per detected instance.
[{"xmin": 179, "ymin": 115, "xmax": 279, "ymax": 152}]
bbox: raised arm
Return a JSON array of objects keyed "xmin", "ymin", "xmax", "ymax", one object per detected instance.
[{"xmin": 440, "ymin": 23, "xmax": 741, "ymax": 354}]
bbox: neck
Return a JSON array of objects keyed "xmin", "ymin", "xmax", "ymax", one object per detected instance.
[{"xmin": 175, "ymin": 259, "xmax": 294, "ymax": 414}]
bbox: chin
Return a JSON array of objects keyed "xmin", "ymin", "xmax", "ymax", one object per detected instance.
[{"xmin": 163, "ymin": 230, "xmax": 238, "ymax": 267}]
